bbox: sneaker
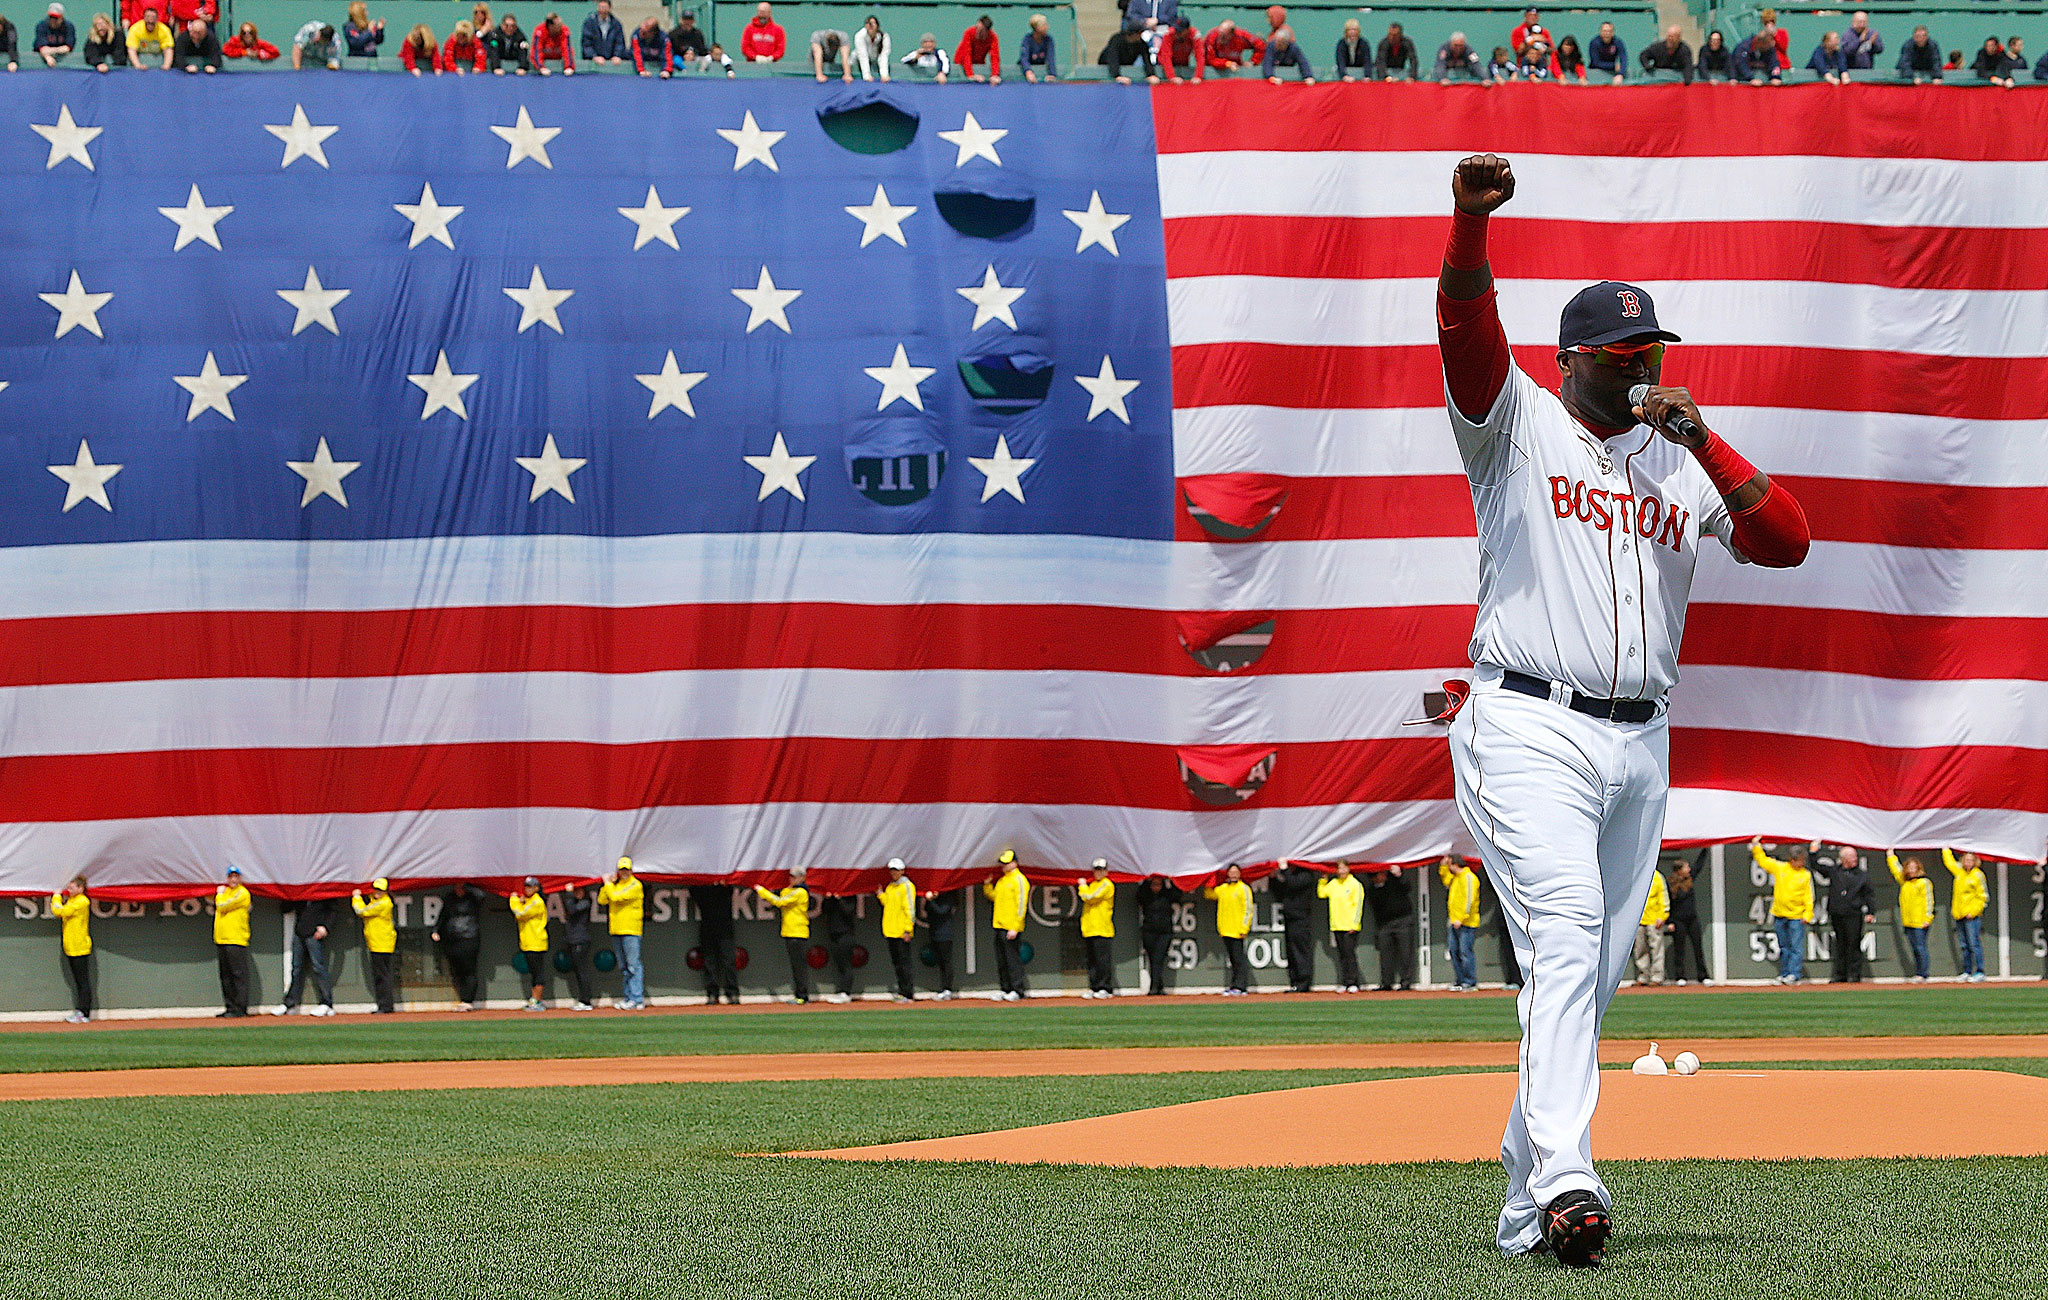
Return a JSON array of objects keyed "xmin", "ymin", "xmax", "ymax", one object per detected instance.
[
  {"xmin": 310, "ymin": 1005, "xmax": 335, "ymax": 1017},
  {"xmin": 1912, "ymin": 975, "xmax": 1927, "ymax": 983},
  {"xmin": 272, "ymin": 1005, "xmax": 294, "ymax": 1016},
  {"xmin": 935, "ymin": 989, "xmax": 955, "ymax": 1001},
  {"xmin": 891, "ymin": 994, "xmax": 910, "ymax": 1003},
  {"xmin": 827, "ymin": 992, "xmax": 852, "ymax": 1004},
  {"xmin": 523, "ymin": 999, "xmax": 544, "ymax": 1012},
  {"xmin": 1674, "ymin": 979, "xmax": 1688, "ymax": 986},
  {"xmin": 1003, "ymin": 990, "xmax": 1021, "ymax": 1001},
  {"xmin": 464, "ymin": 1001, "xmax": 483, "ymax": 1012},
  {"xmin": 575, "ymin": 1002, "xmax": 596, "ymax": 1012},
  {"xmin": 1540, "ymin": 1190, "xmax": 1612, "ymax": 1268},
  {"xmin": 65, "ymin": 1011, "xmax": 88, "ymax": 1024}
]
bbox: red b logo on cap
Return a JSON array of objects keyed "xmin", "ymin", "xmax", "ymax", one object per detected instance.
[{"xmin": 1616, "ymin": 289, "xmax": 1642, "ymax": 318}]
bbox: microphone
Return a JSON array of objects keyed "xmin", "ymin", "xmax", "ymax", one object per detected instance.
[{"xmin": 1629, "ymin": 383, "xmax": 1703, "ymax": 443}]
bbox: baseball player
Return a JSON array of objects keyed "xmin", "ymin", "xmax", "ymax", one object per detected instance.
[{"xmin": 1437, "ymin": 154, "xmax": 1811, "ymax": 1266}]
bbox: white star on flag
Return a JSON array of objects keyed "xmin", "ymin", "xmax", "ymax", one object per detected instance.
[
  {"xmin": 264, "ymin": 104, "xmax": 339, "ymax": 169},
  {"xmin": 864, "ymin": 344, "xmax": 936, "ymax": 412},
  {"xmin": 957, "ymin": 264, "xmax": 1025, "ymax": 330},
  {"xmin": 844, "ymin": 184, "xmax": 918, "ymax": 248},
  {"xmin": 1076, "ymin": 355, "xmax": 1140, "ymax": 424},
  {"xmin": 277, "ymin": 267, "xmax": 350, "ymax": 336},
  {"xmin": 504, "ymin": 266, "xmax": 575, "ymax": 334},
  {"xmin": 395, "ymin": 182, "xmax": 463, "ymax": 249},
  {"xmin": 515, "ymin": 434, "xmax": 587, "ymax": 503},
  {"xmin": 48, "ymin": 440, "xmax": 121, "ymax": 513},
  {"xmin": 635, "ymin": 351, "xmax": 708, "ymax": 418},
  {"xmin": 937, "ymin": 112, "xmax": 1007, "ymax": 167},
  {"xmin": 407, "ymin": 350, "xmax": 479, "ymax": 419},
  {"xmin": 31, "ymin": 105, "xmax": 101, "ymax": 171},
  {"xmin": 158, "ymin": 184, "xmax": 234, "ymax": 251},
  {"xmin": 731, "ymin": 266, "xmax": 801, "ymax": 334},
  {"xmin": 173, "ymin": 352, "xmax": 249, "ymax": 422},
  {"xmin": 490, "ymin": 106, "xmax": 561, "ymax": 169},
  {"xmin": 717, "ymin": 110, "xmax": 785, "ymax": 172},
  {"xmin": 1063, "ymin": 191, "xmax": 1132, "ymax": 256},
  {"xmin": 744, "ymin": 432, "xmax": 816, "ymax": 502},
  {"xmin": 969, "ymin": 435, "xmax": 1037, "ymax": 504},
  {"xmin": 617, "ymin": 185, "xmax": 689, "ymax": 250},
  {"xmin": 39, "ymin": 271, "xmax": 113, "ymax": 339},
  {"xmin": 286, "ymin": 437, "xmax": 361, "ymax": 507}
]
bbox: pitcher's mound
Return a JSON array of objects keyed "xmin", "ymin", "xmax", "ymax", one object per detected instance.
[{"xmin": 791, "ymin": 1070, "xmax": 2048, "ymax": 1166}]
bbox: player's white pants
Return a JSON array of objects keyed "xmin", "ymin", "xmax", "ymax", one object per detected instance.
[{"xmin": 1448, "ymin": 666, "xmax": 1669, "ymax": 1255}]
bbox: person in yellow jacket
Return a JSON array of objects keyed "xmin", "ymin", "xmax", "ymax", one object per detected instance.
[
  {"xmin": 214, "ymin": 867, "xmax": 253, "ymax": 1017},
  {"xmin": 352, "ymin": 877, "xmax": 399, "ymax": 1014},
  {"xmin": 1203, "ymin": 863, "xmax": 1255, "ymax": 995},
  {"xmin": 983, "ymin": 850, "xmax": 1031, "ymax": 999},
  {"xmin": 1440, "ymin": 855, "xmax": 1483, "ymax": 990},
  {"xmin": 1945, "ymin": 847, "xmax": 1989, "ymax": 981},
  {"xmin": 1888, "ymin": 850, "xmax": 1934, "ymax": 981},
  {"xmin": 878, "ymin": 858, "xmax": 920, "ymax": 1002},
  {"xmin": 1318, "ymin": 861, "xmax": 1367, "ymax": 992},
  {"xmin": 510, "ymin": 876, "xmax": 552, "ymax": 1010},
  {"xmin": 1632, "ymin": 867, "xmax": 1669, "ymax": 986},
  {"xmin": 127, "ymin": 5, "xmax": 176, "ymax": 67},
  {"xmin": 756, "ymin": 867, "xmax": 813, "ymax": 1004},
  {"xmin": 51, "ymin": 875, "xmax": 93, "ymax": 1023},
  {"xmin": 1077, "ymin": 858, "xmax": 1118, "ymax": 998},
  {"xmin": 599, "ymin": 857, "xmax": 646, "ymax": 1009},
  {"xmin": 1750, "ymin": 838, "xmax": 1814, "ymax": 984}
]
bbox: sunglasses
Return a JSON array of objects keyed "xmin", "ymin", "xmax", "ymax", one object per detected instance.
[{"xmin": 1574, "ymin": 341, "xmax": 1665, "ymax": 368}]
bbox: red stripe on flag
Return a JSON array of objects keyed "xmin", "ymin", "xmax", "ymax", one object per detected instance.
[
  {"xmin": 1684, "ymin": 605, "xmax": 2048, "ymax": 682},
  {"xmin": 1173, "ymin": 472, "xmax": 2048, "ymax": 551},
  {"xmin": 1150, "ymin": 80, "xmax": 2048, "ymax": 162},
  {"xmin": 0, "ymin": 737, "xmax": 1458, "ymax": 822},
  {"xmin": 1671, "ymin": 729, "xmax": 2048, "ymax": 813},
  {"xmin": 1164, "ymin": 214, "xmax": 2048, "ymax": 294},
  {"xmin": 1172, "ymin": 342, "xmax": 2048, "ymax": 421}
]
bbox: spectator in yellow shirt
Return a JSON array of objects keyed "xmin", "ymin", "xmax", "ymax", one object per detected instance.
[
  {"xmin": 1440, "ymin": 855, "xmax": 1482, "ymax": 990},
  {"xmin": 1318, "ymin": 861, "xmax": 1366, "ymax": 992},
  {"xmin": 352, "ymin": 876, "xmax": 398, "ymax": 1013},
  {"xmin": 878, "ymin": 858, "xmax": 919, "ymax": 1002},
  {"xmin": 599, "ymin": 857, "xmax": 646, "ymax": 1009},
  {"xmin": 1077, "ymin": 858, "xmax": 1117, "ymax": 998},
  {"xmin": 510, "ymin": 876, "xmax": 551, "ymax": 1010},
  {"xmin": 1750, "ymin": 838, "xmax": 1814, "ymax": 983},
  {"xmin": 756, "ymin": 867, "xmax": 813, "ymax": 1004},
  {"xmin": 1945, "ymin": 847, "xmax": 1988, "ymax": 981},
  {"xmin": 127, "ymin": 4, "xmax": 173, "ymax": 66},
  {"xmin": 51, "ymin": 875, "xmax": 93, "ymax": 1022},
  {"xmin": 1632, "ymin": 867, "xmax": 1669, "ymax": 986},
  {"xmin": 983, "ymin": 850, "xmax": 1031, "ymax": 1000},
  {"xmin": 214, "ymin": 867, "xmax": 252, "ymax": 1017},
  {"xmin": 1203, "ymin": 863, "xmax": 1254, "ymax": 995},
  {"xmin": 1888, "ymin": 850, "xmax": 1934, "ymax": 981}
]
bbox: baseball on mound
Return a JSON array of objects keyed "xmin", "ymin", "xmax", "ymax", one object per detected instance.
[{"xmin": 1673, "ymin": 1051, "xmax": 1701, "ymax": 1076}]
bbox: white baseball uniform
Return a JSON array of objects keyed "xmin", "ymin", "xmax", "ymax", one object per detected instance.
[{"xmin": 1443, "ymin": 358, "xmax": 1743, "ymax": 1253}]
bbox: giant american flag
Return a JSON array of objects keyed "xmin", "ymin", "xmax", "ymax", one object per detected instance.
[{"xmin": 0, "ymin": 77, "xmax": 2043, "ymax": 899}]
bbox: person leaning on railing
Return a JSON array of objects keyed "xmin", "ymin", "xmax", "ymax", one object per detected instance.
[
  {"xmin": 1638, "ymin": 25, "xmax": 1691, "ymax": 82},
  {"xmin": 1895, "ymin": 24, "xmax": 1940, "ymax": 82},
  {"xmin": 484, "ymin": 12, "xmax": 526, "ymax": 72},
  {"xmin": 1433, "ymin": 30, "xmax": 1481, "ymax": 80},
  {"xmin": 1374, "ymin": 21, "xmax": 1417, "ymax": 78},
  {"xmin": 223, "ymin": 20, "xmax": 278, "ymax": 60},
  {"xmin": 1016, "ymin": 12, "xmax": 1054, "ymax": 80},
  {"xmin": 853, "ymin": 13, "xmax": 889, "ymax": 79},
  {"xmin": 83, "ymin": 12, "xmax": 126, "ymax": 67}
]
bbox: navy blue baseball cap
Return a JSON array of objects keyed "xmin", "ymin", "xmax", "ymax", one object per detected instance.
[{"xmin": 1558, "ymin": 281, "xmax": 1682, "ymax": 350}]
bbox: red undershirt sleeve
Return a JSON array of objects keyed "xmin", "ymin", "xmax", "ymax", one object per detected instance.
[
  {"xmin": 1437, "ymin": 210, "xmax": 1511, "ymax": 422},
  {"xmin": 1693, "ymin": 432, "xmax": 1811, "ymax": 568}
]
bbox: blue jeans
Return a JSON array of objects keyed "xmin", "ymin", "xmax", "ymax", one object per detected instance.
[
  {"xmin": 1904, "ymin": 926, "xmax": 1930, "ymax": 979},
  {"xmin": 1447, "ymin": 925, "xmax": 1478, "ymax": 987},
  {"xmin": 616, "ymin": 934, "xmax": 644, "ymax": 1004},
  {"xmin": 1773, "ymin": 917, "xmax": 1805, "ymax": 981},
  {"xmin": 283, "ymin": 934, "xmax": 332, "ymax": 1009},
  {"xmin": 1955, "ymin": 916, "xmax": 1983, "ymax": 977}
]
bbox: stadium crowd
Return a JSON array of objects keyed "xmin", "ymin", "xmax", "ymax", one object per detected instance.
[
  {"xmin": 38, "ymin": 841, "xmax": 2024, "ymax": 1022},
  {"xmin": 2, "ymin": 0, "xmax": 2042, "ymax": 83}
]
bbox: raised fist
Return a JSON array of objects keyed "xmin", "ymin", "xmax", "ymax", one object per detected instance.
[{"xmin": 1453, "ymin": 154, "xmax": 1516, "ymax": 215}]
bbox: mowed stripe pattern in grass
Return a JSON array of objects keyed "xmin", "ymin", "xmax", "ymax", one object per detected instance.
[
  {"xmin": 5, "ymin": 987, "xmax": 2048, "ymax": 1074},
  {"xmin": 0, "ymin": 1071, "xmax": 2044, "ymax": 1300}
]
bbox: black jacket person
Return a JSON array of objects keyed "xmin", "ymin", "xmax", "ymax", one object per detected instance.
[{"xmin": 1268, "ymin": 862, "xmax": 1322, "ymax": 991}]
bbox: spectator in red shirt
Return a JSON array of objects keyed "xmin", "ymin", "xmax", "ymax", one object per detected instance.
[
  {"xmin": 954, "ymin": 13, "xmax": 999, "ymax": 80},
  {"xmin": 442, "ymin": 18, "xmax": 485, "ymax": 71},
  {"xmin": 529, "ymin": 10, "xmax": 572, "ymax": 71},
  {"xmin": 398, "ymin": 21, "xmax": 439, "ymax": 71},
  {"xmin": 1162, "ymin": 14, "xmax": 1202, "ymax": 80},
  {"xmin": 740, "ymin": 0, "xmax": 783, "ymax": 61},
  {"xmin": 631, "ymin": 15, "xmax": 671, "ymax": 75},
  {"xmin": 1508, "ymin": 6, "xmax": 1548, "ymax": 53},
  {"xmin": 223, "ymin": 19, "xmax": 276, "ymax": 57},
  {"xmin": 1758, "ymin": 7, "xmax": 1790, "ymax": 64},
  {"xmin": 166, "ymin": 0, "xmax": 212, "ymax": 25},
  {"xmin": 1200, "ymin": 17, "xmax": 1262, "ymax": 73},
  {"xmin": 1553, "ymin": 32, "xmax": 1586, "ymax": 80}
]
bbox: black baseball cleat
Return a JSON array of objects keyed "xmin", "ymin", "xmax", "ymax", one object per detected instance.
[{"xmin": 1540, "ymin": 1190, "xmax": 1612, "ymax": 1268}]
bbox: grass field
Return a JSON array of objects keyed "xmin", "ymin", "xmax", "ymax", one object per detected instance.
[
  {"xmin": 2, "ymin": 1067, "xmax": 2045, "ymax": 1300},
  {"xmin": 5, "ymin": 985, "xmax": 2045, "ymax": 1072},
  {"xmin": 6, "ymin": 991, "xmax": 2047, "ymax": 1298}
]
